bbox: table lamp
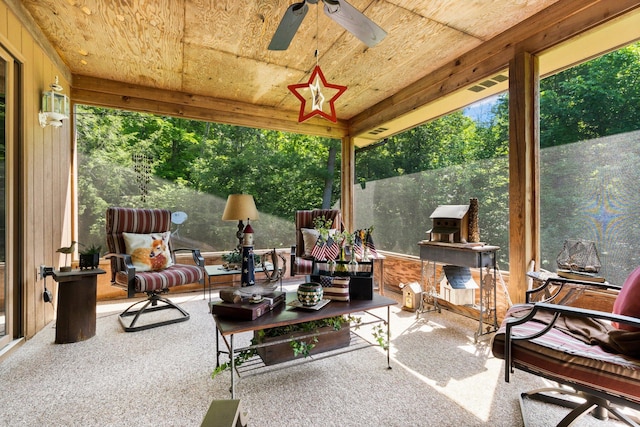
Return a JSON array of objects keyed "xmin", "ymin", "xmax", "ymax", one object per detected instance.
[{"xmin": 221, "ymin": 194, "xmax": 259, "ymax": 252}]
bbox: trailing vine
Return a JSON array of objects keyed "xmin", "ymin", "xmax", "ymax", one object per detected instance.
[
  {"xmin": 211, "ymin": 345, "xmax": 257, "ymax": 378},
  {"xmin": 372, "ymin": 323, "xmax": 389, "ymax": 351},
  {"xmin": 290, "ymin": 336, "xmax": 318, "ymax": 357}
]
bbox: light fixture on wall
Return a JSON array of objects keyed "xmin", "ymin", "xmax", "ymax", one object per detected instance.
[
  {"xmin": 38, "ymin": 76, "xmax": 69, "ymax": 128},
  {"xmin": 221, "ymin": 194, "xmax": 259, "ymax": 252}
]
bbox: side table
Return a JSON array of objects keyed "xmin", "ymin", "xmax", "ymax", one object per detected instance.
[
  {"xmin": 418, "ymin": 242, "xmax": 499, "ymax": 341},
  {"xmin": 51, "ymin": 268, "xmax": 105, "ymax": 344}
]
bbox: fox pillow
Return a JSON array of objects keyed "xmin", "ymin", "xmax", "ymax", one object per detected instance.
[{"xmin": 122, "ymin": 231, "xmax": 174, "ymax": 272}]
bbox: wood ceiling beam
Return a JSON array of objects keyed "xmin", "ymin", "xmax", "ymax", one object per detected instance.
[
  {"xmin": 348, "ymin": 0, "xmax": 640, "ymax": 138},
  {"xmin": 70, "ymin": 75, "xmax": 349, "ymax": 139}
]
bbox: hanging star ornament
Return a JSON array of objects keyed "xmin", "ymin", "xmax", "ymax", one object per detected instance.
[{"xmin": 288, "ymin": 65, "xmax": 347, "ymax": 123}]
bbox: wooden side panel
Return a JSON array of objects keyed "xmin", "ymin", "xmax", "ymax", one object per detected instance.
[{"xmin": 2, "ymin": 3, "xmax": 72, "ymax": 339}]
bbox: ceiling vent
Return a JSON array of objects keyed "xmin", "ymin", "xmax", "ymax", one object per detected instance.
[
  {"xmin": 467, "ymin": 74, "xmax": 508, "ymax": 92},
  {"xmin": 368, "ymin": 127, "xmax": 389, "ymax": 135}
]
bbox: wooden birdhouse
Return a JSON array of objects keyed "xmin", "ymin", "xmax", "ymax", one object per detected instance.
[
  {"xmin": 401, "ymin": 282, "xmax": 423, "ymax": 312},
  {"xmin": 440, "ymin": 265, "xmax": 478, "ymax": 306},
  {"xmin": 428, "ymin": 204, "xmax": 470, "ymax": 243}
]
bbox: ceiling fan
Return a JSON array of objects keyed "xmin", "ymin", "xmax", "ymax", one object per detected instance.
[{"xmin": 268, "ymin": 0, "xmax": 387, "ymax": 51}]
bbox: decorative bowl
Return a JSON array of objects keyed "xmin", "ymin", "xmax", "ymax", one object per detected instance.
[{"xmin": 297, "ymin": 282, "xmax": 324, "ymax": 307}]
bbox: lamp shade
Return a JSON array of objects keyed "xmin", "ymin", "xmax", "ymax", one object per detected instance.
[{"xmin": 221, "ymin": 194, "xmax": 259, "ymax": 221}]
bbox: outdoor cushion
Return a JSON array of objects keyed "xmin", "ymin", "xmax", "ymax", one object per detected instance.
[
  {"xmin": 492, "ymin": 304, "xmax": 640, "ymax": 406},
  {"xmin": 115, "ymin": 263, "xmax": 203, "ymax": 293},
  {"xmin": 612, "ymin": 266, "xmax": 640, "ymax": 331}
]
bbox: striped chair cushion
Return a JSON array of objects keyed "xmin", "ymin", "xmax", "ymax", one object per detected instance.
[
  {"xmin": 115, "ymin": 264, "xmax": 203, "ymax": 293},
  {"xmin": 492, "ymin": 305, "xmax": 640, "ymax": 405}
]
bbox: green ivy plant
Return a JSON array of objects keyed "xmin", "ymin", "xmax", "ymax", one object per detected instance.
[
  {"xmin": 221, "ymin": 249, "xmax": 261, "ymax": 266},
  {"xmin": 372, "ymin": 323, "xmax": 389, "ymax": 351},
  {"xmin": 290, "ymin": 335, "xmax": 318, "ymax": 357},
  {"xmin": 211, "ymin": 346, "xmax": 256, "ymax": 378}
]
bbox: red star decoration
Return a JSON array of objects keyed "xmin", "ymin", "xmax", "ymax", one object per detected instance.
[{"xmin": 288, "ymin": 65, "xmax": 347, "ymax": 123}]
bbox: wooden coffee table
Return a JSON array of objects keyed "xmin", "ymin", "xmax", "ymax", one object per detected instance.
[{"xmin": 213, "ymin": 292, "xmax": 397, "ymax": 398}]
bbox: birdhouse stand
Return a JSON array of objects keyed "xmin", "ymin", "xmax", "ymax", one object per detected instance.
[
  {"xmin": 427, "ymin": 205, "xmax": 470, "ymax": 243},
  {"xmin": 401, "ymin": 282, "xmax": 423, "ymax": 312}
]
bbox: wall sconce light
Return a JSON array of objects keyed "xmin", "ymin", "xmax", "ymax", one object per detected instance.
[{"xmin": 39, "ymin": 76, "xmax": 69, "ymax": 128}]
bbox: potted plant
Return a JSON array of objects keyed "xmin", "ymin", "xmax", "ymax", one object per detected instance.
[
  {"xmin": 221, "ymin": 249, "xmax": 242, "ymax": 269},
  {"xmin": 222, "ymin": 249, "xmax": 261, "ymax": 269},
  {"xmin": 79, "ymin": 243, "xmax": 101, "ymax": 270},
  {"xmin": 254, "ymin": 315, "xmax": 352, "ymax": 365},
  {"xmin": 211, "ymin": 315, "xmax": 389, "ymax": 378}
]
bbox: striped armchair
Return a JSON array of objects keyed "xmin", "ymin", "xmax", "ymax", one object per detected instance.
[
  {"xmin": 291, "ymin": 209, "xmax": 343, "ymax": 276},
  {"xmin": 492, "ymin": 276, "xmax": 640, "ymax": 426},
  {"xmin": 105, "ymin": 207, "xmax": 205, "ymax": 332}
]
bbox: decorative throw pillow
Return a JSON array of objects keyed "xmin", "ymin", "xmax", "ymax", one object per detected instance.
[
  {"xmin": 122, "ymin": 231, "xmax": 174, "ymax": 272},
  {"xmin": 301, "ymin": 228, "xmax": 320, "ymax": 257},
  {"xmin": 612, "ymin": 266, "xmax": 640, "ymax": 331},
  {"xmin": 301, "ymin": 228, "xmax": 337, "ymax": 258},
  {"xmin": 318, "ymin": 275, "xmax": 350, "ymax": 301}
]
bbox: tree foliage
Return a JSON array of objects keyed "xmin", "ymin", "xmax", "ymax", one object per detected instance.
[{"xmin": 76, "ymin": 42, "xmax": 640, "ymax": 282}]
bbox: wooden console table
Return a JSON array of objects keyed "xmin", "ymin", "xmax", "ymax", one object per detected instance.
[
  {"xmin": 213, "ymin": 292, "xmax": 396, "ymax": 398},
  {"xmin": 52, "ymin": 268, "xmax": 105, "ymax": 344},
  {"xmin": 418, "ymin": 242, "xmax": 499, "ymax": 341}
]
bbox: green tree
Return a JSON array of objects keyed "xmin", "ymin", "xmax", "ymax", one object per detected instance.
[{"xmin": 540, "ymin": 43, "xmax": 640, "ymax": 147}]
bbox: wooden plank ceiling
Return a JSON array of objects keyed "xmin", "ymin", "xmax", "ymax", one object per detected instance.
[{"xmin": 21, "ymin": 0, "xmax": 560, "ymax": 136}]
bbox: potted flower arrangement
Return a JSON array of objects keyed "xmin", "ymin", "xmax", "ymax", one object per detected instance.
[
  {"xmin": 79, "ymin": 243, "xmax": 101, "ymax": 270},
  {"xmin": 221, "ymin": 249, "xmax": 242, "ymax": 270}
]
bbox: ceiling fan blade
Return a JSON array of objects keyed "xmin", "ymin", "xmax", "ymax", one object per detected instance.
[
  {"xmin": 268, "ymin": 1, "xmax": 310, "ymax": 51},
  {"xmin": 323, "ymin": 0, "xmax": 387, "ymax": 48}
]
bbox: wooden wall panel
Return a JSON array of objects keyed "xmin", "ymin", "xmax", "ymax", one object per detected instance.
[{"xmin": 2, "ymin": 3, "xmax": 72, "ymax": 340}]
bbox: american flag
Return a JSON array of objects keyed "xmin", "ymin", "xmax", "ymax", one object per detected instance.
[
  {"xmin": 353, "ymin": 232, "xmax": 364, "ymax": 258},
  {"xmin": 324, "ymin": 236, "xmax": 340, "ymax": 261},
  {"xmin": 311, "ymin": 236, "xmax": 327, "ymax": 260},
  {"xmin": 365, "ymin": 233, "xmax": 378, "ymax": 257}
]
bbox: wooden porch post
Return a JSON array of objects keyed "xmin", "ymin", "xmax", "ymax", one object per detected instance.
[
  {"xmin": 341, "ymin": 136, "xmax": 355, "ymax": 232},
  {"xmin": 508, "ymin": 51, "xmax": 540, "ymax": 304}
]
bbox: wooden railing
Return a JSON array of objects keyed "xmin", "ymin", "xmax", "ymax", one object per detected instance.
[{"xmin": 87, "ymin": 249, "xmax": 616, "ymax": 325}]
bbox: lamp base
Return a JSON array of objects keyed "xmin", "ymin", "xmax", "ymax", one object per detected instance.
[
  {"xmin": 241, "ymin": 245, "xmax": 255, "ymax": 287},
  {"xmin": 235, "ymin": 220, "xmax": 245, "ymax": 253}
]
